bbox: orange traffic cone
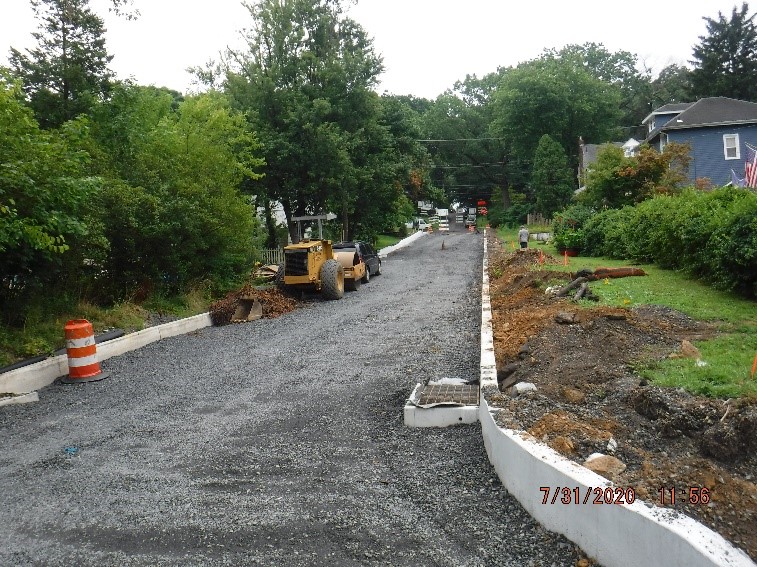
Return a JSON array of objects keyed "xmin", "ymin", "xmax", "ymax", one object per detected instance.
[{"xmin": 61, "ymin": 320, "xmax": 109, "ymax": 383}]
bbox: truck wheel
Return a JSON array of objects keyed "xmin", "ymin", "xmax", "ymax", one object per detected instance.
[
  {"xmin": 320, "ymin": 259, "xmax": 344, "ymax": 300},
  {"xmin": 362, "ymin": 266, "xmax": 370, "ymax": 283},
  {"xmin": 375, "ymin": 260, "xmax": 382, "ymax": 275}
]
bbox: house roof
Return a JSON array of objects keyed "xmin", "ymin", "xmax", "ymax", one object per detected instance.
[
  {"xmin": 641, "ymin": 103, "xmax": 694, "ymax": 125},
  {"xmin": 644, "ymin": 97, "xmax": 757, "ymax": 142},
  {"xmin": 663, "ymin": 97, "xmax": 757, "ymax": 129}
]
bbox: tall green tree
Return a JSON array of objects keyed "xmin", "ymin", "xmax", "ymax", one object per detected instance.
[
  {"xmin": 0, "ymin": 72, "xmax": 97, "ymax": 317},
  {"xmin": 9, "ymin": 0, "xmax": 114, "ymax": 128},
  {"xmin": 651, "ymin": 64, "xmax": 692, "ymax": 106},
  {"xmin": 530, "ymin": 135, "xmax": 575, "ymax": 218},
  {"xmin": 88, "ymin": 84, "xmax": 265, "ymax": 297},
  {"xmin": 690, "ymin": 2, "xmax": 757, "ymax": 101},
  {"xmin": 490, "ymin": 56, "xmax": 622, "ymax": 188},
  {"xmin": 223, "ymin": 0, "xmax": 385, "ymax": 243},
  {"xmin": 544, "ymin": 43, "xmax": 653, "ymax": 137}
]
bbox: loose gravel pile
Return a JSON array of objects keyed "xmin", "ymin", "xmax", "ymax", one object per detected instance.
[{"xmin": 0, "ymin": 225, "xmax": 585, "ymax": 566}]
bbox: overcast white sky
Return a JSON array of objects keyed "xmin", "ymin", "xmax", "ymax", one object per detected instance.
[{"xmin": 0, "ymin": 0, "xmax": 745, "ymax": 99}]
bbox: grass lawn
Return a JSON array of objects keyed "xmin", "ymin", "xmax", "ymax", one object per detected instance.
[
  {"xmin": 375, "ymin": 234, "xmax": 403, "ymax": 249},
  {"xmin": 494, "ymin": 225, "xmax": 757, "ymax": 399},
  {"xmin": 0, "ymin": 290, "xmax": 211, "ymax": 369}
]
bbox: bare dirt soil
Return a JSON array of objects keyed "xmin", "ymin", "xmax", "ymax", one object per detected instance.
[
  {"xmin": 208, "ymin": 284, "xmax": 299, "ymax": 325},
  {"xmin": 485, "ymin": 234, "xmax": 757, "ymax": 563}
]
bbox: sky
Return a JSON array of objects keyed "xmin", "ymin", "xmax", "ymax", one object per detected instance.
[{"xmin": 0, "ymin": 0, "xmax": 746, "ymax": 100}]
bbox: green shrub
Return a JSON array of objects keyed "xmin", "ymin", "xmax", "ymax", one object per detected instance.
[
  {"xmin": 552, "ymin": 204, "xmax": 594, "ymax": 235},
  {"xmin": 552, "ymin": 228, "xmax": 585, "ymax": 251},
  {"xmin": 580, "ymin": 187, "xmax": 757, "ymax": 298}
]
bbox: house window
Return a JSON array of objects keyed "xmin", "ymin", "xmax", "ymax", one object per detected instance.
[
  {"xmin": 660, "ymin": 133, "xmax": 668, "ymax": 152},
  {"xmin": 724, "ymin": 134, "xmax": 740, "ymax": 160}
]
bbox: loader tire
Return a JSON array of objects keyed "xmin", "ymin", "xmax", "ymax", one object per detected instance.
[
  {"xmin": 320, "ymin": 259, "xmax": 344, "ymax": 300},
  {"xmin": 274, "ymin": 263, "xmax": 286, "ymax": 290}
]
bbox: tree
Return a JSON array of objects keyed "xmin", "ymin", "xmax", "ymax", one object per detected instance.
[
  {"xmin": 581, "ymin": 143, "xmax": 692, "ymax": 209},
  {"xmin": 223, "ymin": 0, "xmax": 386, "ymax": 243},
  {"xmin": 8, "ymin": 0, "xmax": 114, "ymax": 128},
  {"xmin": 0, "ymin": 72, "xmax": 97, "ymax": 317},
  {"xmin": 490, "ymin": 56, "xmax": 622, "ymax": 192},
  {"xmin": 530, "ymin": 135, "xmax": 575, "ymax": 218},
  {"xmin": 89, "ymin": 84, "xmax": 265, "ymax": 297},
  {"xmin": 545, "ymin": 43, "xmax": 653, "ymax": 136},
  {"xmin": 650, "ymin": 64, "xmax": 692, "ymax": 106},
  {"xmin": 690, "ymin": 2, "xmax": 757, "ymax": 101}
]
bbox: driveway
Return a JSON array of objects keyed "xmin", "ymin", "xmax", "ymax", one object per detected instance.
[{"xmin": 0, "ymin": 224, "xmax": 581, "ymax": 566}]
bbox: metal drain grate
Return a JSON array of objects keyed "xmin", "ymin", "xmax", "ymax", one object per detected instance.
[{"xmin": 417, "ymin": 384, "xmax": 479, "ymax": 406}]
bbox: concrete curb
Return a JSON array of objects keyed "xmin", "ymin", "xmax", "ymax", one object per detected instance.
[
  {"xmin": 0, "ymin": 313, "xmax": 212, "ymax": 395},
  {"xmin": 477, "ymin": 230, "xmax": 755, "ymax": 567},
  {"xmin": 378, "ymin": 230, "xmax": 427, "ymax": 258},
  {"xmin": 0, "ymin": 392, "xmax": 39, "ymax": 407}
]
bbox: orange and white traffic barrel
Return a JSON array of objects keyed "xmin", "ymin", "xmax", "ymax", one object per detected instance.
[{"xmin": 61, "ymin": 319, "xmax": 109, "ymax": 383}]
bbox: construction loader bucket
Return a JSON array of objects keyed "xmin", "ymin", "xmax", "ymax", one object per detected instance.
[{"xmin": 231, "ymin": 297, "xmax": 263, "ymax": 323}]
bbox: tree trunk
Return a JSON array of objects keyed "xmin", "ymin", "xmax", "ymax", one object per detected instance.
[
  {"xmin": 259, "ymin": 196, "xmax": 278, "ymax": 248},
  {"xmin": 281, "ymin": 199, "xmax": 298, "ymax": 244}
]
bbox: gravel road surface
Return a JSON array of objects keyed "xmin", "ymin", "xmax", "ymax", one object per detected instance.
[{"xmin": 0, "ymin": 225, "xmax": 583, "ymax": 566}]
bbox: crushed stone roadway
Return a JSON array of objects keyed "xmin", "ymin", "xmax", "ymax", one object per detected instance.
[{"xmin": 0, "ymin": 224, "xmax": 583, "ymax": 566}]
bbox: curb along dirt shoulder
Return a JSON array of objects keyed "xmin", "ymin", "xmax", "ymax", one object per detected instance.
[{"xmin": 477, "ymin": 230, "xmax": 755, "ymax": 567}]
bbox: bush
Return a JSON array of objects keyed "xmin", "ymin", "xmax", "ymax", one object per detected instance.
[
  {"xmin": 552, "ymin": 204, "xmax": 594, "ymax": 235},
  {"xmin": 580, "ymin": 187, "xmax": 757, "ymax": 298},
  {"xmin": 552, "ymin": 228, "xmax": 585, "ymax": 251}
]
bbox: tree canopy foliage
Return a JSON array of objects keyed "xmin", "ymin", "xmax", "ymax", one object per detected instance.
[
  {"xmin": 222, "ymin": 0, "xmax": 406, "ymax": 243},
  {"xmin": 690, "ymin": 2, "xmax": 757, "ymax": 101},
  {"xmin": 9, "ymin": 0, "xmax": 114, "ymax": 128}
]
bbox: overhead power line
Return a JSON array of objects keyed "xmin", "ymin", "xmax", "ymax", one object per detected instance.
[
  {"xmin": 433, "ymin": 163, "xmax": 504, "ymax": 168},
  {"xmin": 416, "ymin": 138, "xmax": 505, "ymax": 142}
]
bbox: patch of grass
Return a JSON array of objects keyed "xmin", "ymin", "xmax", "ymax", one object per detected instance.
[
  {"xmin": 0, "ymin": 290, "xmax": 213, "ymax": 368},
  {"xmin": 639, "ymin": 334, "xmax": 757, "ymax": 399},
  {"xmin": 376, "ymin": 234, "xmax": 402, "ymax": 249}
]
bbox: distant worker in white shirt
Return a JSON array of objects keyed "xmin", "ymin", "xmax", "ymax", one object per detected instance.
[{"xmin": 518, "ymin": 225, "xmax": 529, "ymax": 250}]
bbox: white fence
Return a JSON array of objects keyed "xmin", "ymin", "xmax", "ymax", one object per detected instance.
[{"xmin": 260, "ymin": 248, "xmax": 283, "ymax": 266}]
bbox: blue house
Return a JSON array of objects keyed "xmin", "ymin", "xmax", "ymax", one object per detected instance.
[{"xmin": 643, "ymin": 97, "xmax": 757, "ymax": 186}]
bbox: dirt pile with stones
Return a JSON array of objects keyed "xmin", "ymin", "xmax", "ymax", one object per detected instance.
[
  {"xmin": 486, "ymin": 236, "xmax": 756, "ymax": 561},
  {"xmin": 209, "ymin": 285, "xmax": 299, "ymax": 326}
]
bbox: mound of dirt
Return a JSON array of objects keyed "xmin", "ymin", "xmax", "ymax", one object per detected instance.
[
  {"xmin": 209, "ymin": 284, "xmax": 299, "ymax": 326},
  {"xmin": 486, "ymin": 235, "xmax": 757, "ymax": 561}
]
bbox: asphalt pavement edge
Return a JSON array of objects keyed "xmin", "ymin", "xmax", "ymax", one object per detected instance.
[{"xmin": 477, "ymin": 230, "xmax": 755, "ymax": 567}]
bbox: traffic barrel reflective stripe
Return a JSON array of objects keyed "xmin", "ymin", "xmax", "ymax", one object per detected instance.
[{"xmin": 62, "ymin": 320, "xmax": 109, "ymax": 383}]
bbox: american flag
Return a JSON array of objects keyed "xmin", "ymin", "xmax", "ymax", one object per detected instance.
[{"xmin": 745, "ymin": 143, "xmax": 757, "ymax": 188}]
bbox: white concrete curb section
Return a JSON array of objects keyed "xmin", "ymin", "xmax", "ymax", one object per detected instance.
[
  {"xmin": 477, "ymin": 230, "xmax": 755, "ymax": 567},
  {"xmin": 378, "ymin": 230, "xmax": 427, "ymax": 258},
  {"xmin": 0, "ymin": 313, "xmax": 213, "ymax": 395},
  {"xmin": 0, "ymin": 392, "xmax": 39, "ymax": 407},
  {"xmin": 403, "ymin": 384, "xmax": 479, "ymax": 428}
]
